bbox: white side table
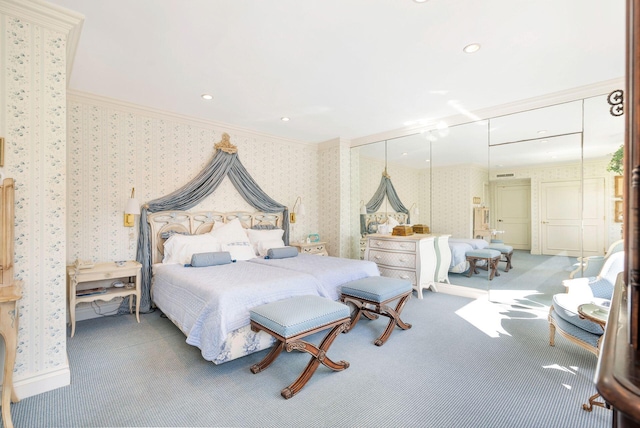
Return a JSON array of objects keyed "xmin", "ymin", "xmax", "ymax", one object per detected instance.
[
  {"xmin": 290, "ymin": 241, "xmax": 328, "ymax": 256},
  {"xmin": 67, "ymin": 261, "xmax": 141, "ymax": 337}
]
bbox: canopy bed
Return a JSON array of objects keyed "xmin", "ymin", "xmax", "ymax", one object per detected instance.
[{"xmin": 137, "ymin": 135, "xmax": 378, "ymax": 363}]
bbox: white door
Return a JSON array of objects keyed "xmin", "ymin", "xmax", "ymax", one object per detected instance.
[
  {"xmin": 494, "ymin": 182, "xmax": 531, "ymax": 250},
  {"xmin": 540, "ymin": 178, "xmax": 605, "ymax": 257}
]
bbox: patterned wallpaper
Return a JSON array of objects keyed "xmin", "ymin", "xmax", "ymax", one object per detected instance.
[
  {"xmin": 1, "ymin": 10, "xmax": 71, "ymax": 391},
  {"xmin": 67, "ymin": 93, "xmax": 320, "ymax": 262}
]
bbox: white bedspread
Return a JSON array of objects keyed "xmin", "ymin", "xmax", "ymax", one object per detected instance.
[
  {"xmin": 248, "ymin": 254, "xmax": 380, "ymax": 300},
  {"xmin": 152, "ymin": 262, "xmax": 324, "ymax": 361}
]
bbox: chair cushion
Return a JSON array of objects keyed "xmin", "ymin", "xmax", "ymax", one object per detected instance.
[
  {"xmin": 341, "ymin": 276, "xmax": 412, "ymax": 303},
  {"xmin": 588, "ymin": 277, "xmax": 615, "ymax": 300},
  {"xmin": 552, "ymin": 293, "xmax": 604, "ymax": 335},
  {"xmin": 490, "ymin": 239, "xmax": 504, "ymax": 244},
  {"xmin": 486, "ymin": 244, "xmax": 513, "ymax": 254},
  {"xmin": 250, "ymin": 295, "xmax": 349, "ymax": 338},
  {"xmin": 466, "ymin": 249, "xmax": 501, "ymax": 259},
  {"xmin": 549, "ymin": 308, "xmax": 601, "ymax": 348}
]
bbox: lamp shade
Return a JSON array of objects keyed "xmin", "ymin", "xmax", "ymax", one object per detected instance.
[
  {"xmin": 360, "ymin": 205, "xmax": 367, "ymax": 215},
  {"xmin": 125, "ymin": 198, "xmax": 140, "ymax": 215},
  {"xmin": 297, "ymin": 202, "xmax": 306, "ymax": 216}
]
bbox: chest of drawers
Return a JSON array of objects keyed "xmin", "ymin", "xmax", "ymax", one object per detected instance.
[{"xmin": 365, "ymin": 234, "xmax": 437, "ymax": 299}]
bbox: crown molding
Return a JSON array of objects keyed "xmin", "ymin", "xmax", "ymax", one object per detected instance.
[
  {"xmin": 67, "ymin": 90, "xmax": 316, "ymax": 148},
  {"xmin": 0, "ymin": 0, "xmax": 84, "ymax": 81},
  {"xmin": 350, "ymin": 78, "xmax": 625, "ymax": 147}
]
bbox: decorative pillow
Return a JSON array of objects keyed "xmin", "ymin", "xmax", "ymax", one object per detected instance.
[
  {"xmin": 257, "ymin": 239, "xmax": 286, "ymax": 257},
  {"xmin": 188, "ymin": 251, "xmax": 233, "ymax": 267},
  {"xmin": 160, "ymin": 230, "xmax": 190, "ymax": 240},
  {"xmin": 386, "ymin": 216, "xmax": 400, "ymax": 228},
  {"xmin": 251, "ymin": 224, "xmax": 277, "ymax": 230},
  {"xmin": 163, "ymin": 234, "xmax": 221, "ymax": 265},
  {"xmin": 245, "ymin": 228, "xmax": 285, "ymax": 256},
  {"xmin": 209, "ymin": 218, "xmax": 251, "ymax": 244},
  {"xmin": 266, "ymin": 246, "xmax": 299, "ymax": 259},
  {"xmin": 222, "ymin": 242, "xmax": 256, "ymax": 261}
]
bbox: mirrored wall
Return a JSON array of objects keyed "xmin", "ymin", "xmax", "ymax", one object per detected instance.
[{"xmin": 350, "ymin": 92, "xmax": 624, "ymax": 297}]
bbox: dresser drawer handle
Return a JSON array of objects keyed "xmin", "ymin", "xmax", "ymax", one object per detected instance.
[
  {"xmin": 375, "ymin": 242, "xmax": 381, "ymax": 246},
  {"xmin": 374, "ymin": 256, "xmax": 381, "ymax": 260},
  {"xmin": 400, "ymin": 275, "xmax": 410, "ymax": 279},
  {"xmin": 399, "ymin": 258, "xmax": 406, "ymax": 263},
  {"xmin": 400, "ymin": 244, "xmax": 409, "ymax": 248}
]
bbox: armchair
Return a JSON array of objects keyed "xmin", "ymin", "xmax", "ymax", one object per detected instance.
[
  {"xmin": 548, "ymin": 251, "xmax": 624, "ymax": 411},
  {"xmin": 569, "ymin": 239, "xmax": 623, "ymax": 279}
]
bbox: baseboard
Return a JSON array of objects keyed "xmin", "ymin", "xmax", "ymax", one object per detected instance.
[
  {"xmin": 13, "ymin": 365, "xmax": 70, "ymax": 400},
  {"xmin": 436, "ymin": 282, "xmax": 488, "ymax": 300}
]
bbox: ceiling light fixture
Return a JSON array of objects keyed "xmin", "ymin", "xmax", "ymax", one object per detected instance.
[
  {"xmin": 414, "ymin": 0, "xmax": 429, "ymax": 3},
  {"xmin": 402, "ymin": 152, "xmax": 408, "ymax": 156},
  {"xmin": 463, "ymin": 43, "xmax": 481, "ymax": 54},
  {"xmin": 281, "ymin": 117, "xmax": 290, "ymax": 122},
  {"xmin": 537, "ymin": 130, "xmax": 547, "ymax": 135},
  {"xmin": 201, "ymin": 94, "xmax": 213, "ymax": 100}
]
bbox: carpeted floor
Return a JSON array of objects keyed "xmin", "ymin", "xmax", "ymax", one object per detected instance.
[{"xmin": 7, "ymin": 253, "xmax": 611, "ymax": 428}]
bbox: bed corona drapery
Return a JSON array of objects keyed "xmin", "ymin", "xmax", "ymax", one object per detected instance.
[
  {"xmin": 127, "ymin": 133, "xmax": 290, "ymax": 313},
  {"xmin": 360, "ymin": 171, "xmax": 410, "ymax": 234}
]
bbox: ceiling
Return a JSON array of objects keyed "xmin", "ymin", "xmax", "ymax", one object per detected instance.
[{"xmin": 48, "ymin": 0, "xmax": 626, "ymax": 144}]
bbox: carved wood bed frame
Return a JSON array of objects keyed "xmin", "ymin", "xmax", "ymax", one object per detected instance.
[{"xmin": 147, "ymin": 210, "xmax": 283, "ymax": 265}]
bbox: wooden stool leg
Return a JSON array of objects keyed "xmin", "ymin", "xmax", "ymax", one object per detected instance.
[
  {"xmin": 281, "ymin": 322, "xmax": 350, "ymax": 399},
  {"xmin": 375, "ymin": 294, "xmax": 412, "ymax": 346},
  {"xmin": 505, "ymin": 252, "xmax": 513, "ymax": 271},
  {"xmin": 250, "ymin": 340, "xmax": 285, "ymax": 374},
  {"xmin": 467, "ymin": 258, "xmax": 477, "ymax": 277}
]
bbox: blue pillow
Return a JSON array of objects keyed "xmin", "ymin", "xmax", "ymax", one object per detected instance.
[
  {"xmin": 265, "ymin": 246, "xmax": 299, "ymax": 259},
  {"xmin": 187, "ymin": 252, "xmax": 234, "ymax": 267}
]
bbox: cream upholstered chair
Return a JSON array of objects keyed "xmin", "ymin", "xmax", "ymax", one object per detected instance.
[
  {"xmin": 548, "ymin": 251, "xmax": 624, "ymax": 356},
  {"xmin": 569, "ymin": 239, "xmax": 623, "ymax": 279}
]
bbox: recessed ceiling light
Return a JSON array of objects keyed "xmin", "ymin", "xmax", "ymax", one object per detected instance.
[
  {"xmin": 463, "ymin": 43, "xmax": 481, "ymax": 54},
  {"xmin": 402, "ymin": 152, "xmax": 408, "ymax": 156},
  {"xmin": 281, "ymin": 117, "xmax": 290, "ymax": 122},
  {"xmin": 425, "ymin": 159, "xmax": 430, "ymax": 162},
  {"xmin": 537, "ymin": 130, "xmax": 547, "ymax": 135},
  {"xmin": 414, "ymin": 0, "xmax": 429, "ymax": 3},
  {"xmin": 201, "ymin": 94, "xmax": 213, "ymax": 100}
]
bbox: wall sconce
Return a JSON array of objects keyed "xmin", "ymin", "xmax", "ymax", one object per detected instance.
[
  {"xmin": 360, "ymin": 200, "xmax": 368, "ymax": 215},
  {"xmin": 473, "ymin": 197, "xmax": 481, "ymax": 205},
  {"xmin": 408, "ymin": 202, "xmax": 419, "ymax": 216},
  {"xmin": 290, "ymin": 196, "xmax": 306, "ymax": 223},
  {"xmin": 124, "ymin": 188, "xmax": 140, "ymax": 227}
]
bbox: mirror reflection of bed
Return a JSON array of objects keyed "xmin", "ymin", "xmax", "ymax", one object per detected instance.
[{"xmin": 351, "ymin": 92, "xmax": 624, "ymax": 302}]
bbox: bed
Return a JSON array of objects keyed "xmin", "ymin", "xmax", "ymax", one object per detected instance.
[
  {"xmin": 248, "ymin": 253, "xmax": 380, "ymax": 300},
  {"xmin": 447, "ymin": 238, "xmax": 489, "ymax": 273},
  {"xmin": 147, "ymin": 210, "xmax": 378, "ymax": 364}
]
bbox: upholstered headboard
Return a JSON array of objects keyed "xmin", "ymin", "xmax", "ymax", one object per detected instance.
[
  {"xmin": 363, "ymin": 212, "xmax": 408, "ymax": 235},
  {"xmin": 147, "ymin": 210, "xmax": 282, "ymax": 264}
]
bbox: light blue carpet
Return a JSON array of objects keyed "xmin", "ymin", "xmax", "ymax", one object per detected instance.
[{"xmin": 6, "ymin": 274, "xmax": 611, "ymax": 427}]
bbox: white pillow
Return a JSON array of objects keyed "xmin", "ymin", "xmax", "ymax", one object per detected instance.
[
  {"xmin": 222, "ymin": 241, "xmax": 256, "ymax": 261},
  {"xmin": 163, "ymin": 234, "xmax": 221, "ymax": 265},
  {"xmin": 387, "ymin": 216, "xmax": 400, "ymax": 228},
  {"xmin": 209, "ymin": 218, "xmax": 251, "ymax": 244},
  {"xmin": 257, "ymin": 239, "xmax": 286, "ymax": 257},
  {"xmin": 245, "ymin": 229, "xmax": 285, "ymax": 255}
]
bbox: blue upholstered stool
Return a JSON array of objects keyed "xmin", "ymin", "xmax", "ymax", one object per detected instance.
[
  {"xmin": 249, "ymin": 295, "xmax": 350, "ymax": 399},
  {"xmin": 340, "ymin": 276, "xmax": 412, "ymax": 346},
  {"xmin": 486, "ymin": 244, "xmax": 514, "ymax": 272},
  {"xmin": 465, "ymin": 249, "xmax": 501, "ymax": 280}
]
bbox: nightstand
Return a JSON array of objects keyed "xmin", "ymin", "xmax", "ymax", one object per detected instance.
[
  {"xmin": 290, "ymin": 241, "xmax": 328, "ymax": 256},
  {"xmin": 67, "ymin": 261, "xmax": 141, "ymax": 337}
]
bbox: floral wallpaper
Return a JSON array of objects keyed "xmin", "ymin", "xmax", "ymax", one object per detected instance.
[
  {"xmin": 67, "ymin": 94, "xmax": 321, "ymax": 263},
  {"xmin": 2, "ymin": 11, "xmax": 69, "ymax": 389}
]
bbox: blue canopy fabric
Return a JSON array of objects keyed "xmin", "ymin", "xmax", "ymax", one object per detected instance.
[
  {"xmin": 360, "ymin": 173, "xmax": 410, "ymax": 234},
  {"xmin": 122, "ymin": 136, "xmax": 289, "ymax": 313}
]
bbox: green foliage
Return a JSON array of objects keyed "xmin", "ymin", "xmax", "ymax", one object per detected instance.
[{"xmin": 607, "ymin": 145, "xmax": 624, "ymax": 175}]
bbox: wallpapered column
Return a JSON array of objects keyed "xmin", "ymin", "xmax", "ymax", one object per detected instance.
[
  {"xmin": 318, "ymin": 138, "xmax": 351, "ymax": 257},
  {"xmin": 0, "ymin": 0, "xmax": 82, "ymax": 398}
]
